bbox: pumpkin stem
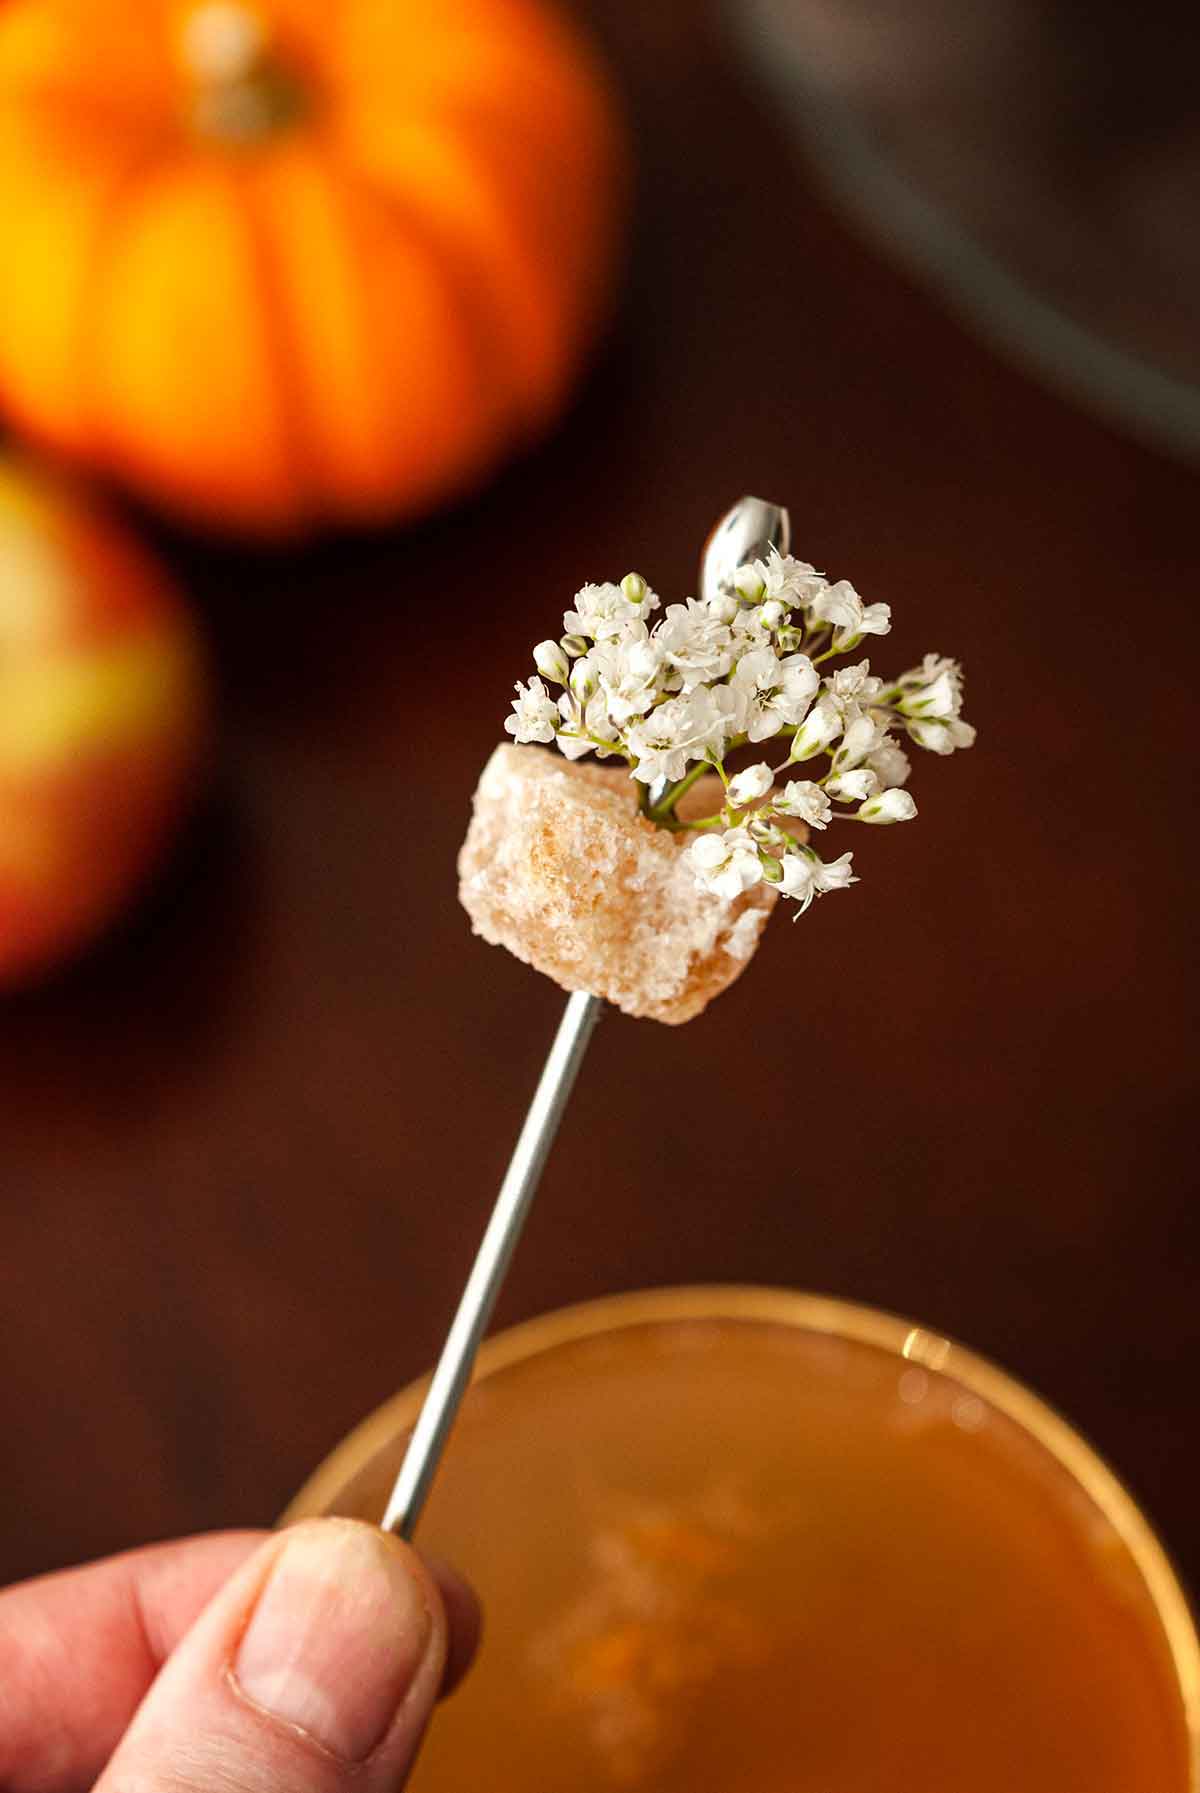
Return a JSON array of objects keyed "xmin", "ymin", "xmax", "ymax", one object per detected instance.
[
  {"xmin": 180, "ymin": 3, "xmax": 305, "ymax": 143},
  {"xmin": 180, "ymin": 2, "xmax": 266, "ymax": 85}
]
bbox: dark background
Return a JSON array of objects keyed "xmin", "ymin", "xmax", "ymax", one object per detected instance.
[{"xmin": 2, "ymin": 0, "xmax": 1198, "ymax": 1593}]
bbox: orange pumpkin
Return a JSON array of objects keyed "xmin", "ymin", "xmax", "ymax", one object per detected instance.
[
  {"xmin": 0, "ymin": 458, "xmax": 208, "ymax": 984},
  {"xmin": 0, "ymin": 0, "xmax": 627, "ymax": 535}
]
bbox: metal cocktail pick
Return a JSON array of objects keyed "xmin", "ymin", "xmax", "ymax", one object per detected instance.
[
  {"xmin": 380, "ymin": 988, "xmax": 602, "ymax": 1536},
  {"xmin": 381, "ymin": 496, "xmax": 791, "ymax": 1539}
]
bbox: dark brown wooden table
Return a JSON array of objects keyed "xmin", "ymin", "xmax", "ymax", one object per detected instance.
[{"xmin": 3, "ymin": 0, "xmax": 1198, "ymax": 1599}]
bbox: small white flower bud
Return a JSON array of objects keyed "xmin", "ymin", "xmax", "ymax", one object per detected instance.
[
  {"xmin": 832, "ymin": 713, "xmax": 880, "ymax": 772},
  {"xmin": 867, "ymin": 739, "xmax": 911, "ymax": 789},
  {"xmin": 727, "ymin": 762, "xmax": 773, "ymax": 807},
  {"xmin": 858, "ymin": 789, "xmax": 918, "ymax": 824},
  {"xmin": 705, "ymin": 591, "xmax": 739, "ymax": 625},
  {"xmin": 826, "ymin": 768, "xmax": 878, "ymax": 803},
  {"xmin": 749, "ymin": 816, "xmax": 788, "ymax": 850},
  {"xmin": 733, "ymin": 566, "xmax": 765, "ymax": 603},
  {"xmin": 899, "ymin": 668, "xmax": 959, "ymax": 719},
  {"xmin": 906, "ymin": 716, "xmax": 976, "ymax": 755},
  {"xmin": 760, "ymin": 600, "xmax": 787, "ymax": 630},
  {"xmin": 686, "ymin": 825, "xmax": 763, "ymax": 898},
  {"xmin": 533, "ymin": 639, "xmax": 570, "ymax": 684},
  {"xmin": 789, "ymin": 695, "xmax": 841, "ymax": 762},
  {"xmin": 569, "ymin": 655, "xmax": 598, "ymax": 703},
  {"xmin": 621, "ymin": 572, "xmax": 647, "ymax": 604},
  {"xmin": 561, "ymin": 633, "xmax": 589, "ymax": 658},
  {"xmin": 774, "ymin": 779, "xmax": 832, "ymax": 829}
]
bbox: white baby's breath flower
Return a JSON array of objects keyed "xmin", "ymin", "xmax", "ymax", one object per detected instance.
[
  {"xmin": 754, "ymin": 548, "xmax": 826, "ymax": 609},
  {"xmin": 732, "ymin": 564, "xmax": 765, "ymax": 603},
  {"xmin": 627, "ymin": 687, "xmax": 732, "ymax": 785},
  {"xmin": 856, "ymin": 602, "xmax": 892, "ymax": 641},
  {"xmin": 812, "ymin": 850, "xmax": 858, "ymax": 894},
  {"xmin": 562, "ymin": 582, "xmax": 623, "ymax": 641},
  {"xmin": 832, "ymin": 711, "xmax": 886, "ymax": 773},
  {"xmin": 563, "ymin": 578, "xmax": 659, "ymax": 642},
  {"xmin": 533, "ymin": 639, "xmax": 570, "ymax": 684},
  {"xmin": 859, "ymin": 788, "xmax": 917, "ymax": 824},
  {"xmin": 553, "ymin": 728, "xmax": 591, "ymax": 761},
  {"xmin": 897, "ymin": 653, "xmax": 959, "ymax": 693},
  {"xmin": 503, "ymin": 540, "xmax": 973, "ymax": 928},
  {"xmin": 727, "ymin": 762, "xmax": 773, "ymax": 807},
  {"xmin": 688, "ymin": 827, "xmax": 763, "ymax": 899},
  {"xmin": 702, "ymin": 589, "xmax": 739, "ymax": 626},
  {"xmin": 505, "ymin": 677, "xmax": 559, "ymax": 744},
  {"xmin": 809, "ymin": 578, "xmax": 861, "ymax": 632},
  {"xmin": 898, "ymin": 667, "xmax": 962, "ymax": 720},
  {"xmin": 825, "ymin": 767, "xmax": 878, "ymax": 803},
  {"xmin": 748, "ymin": 814, "xmax": 790, "ymax": 849},
  {"xmin": 776, "ymin": 852, "xmax": 815, "ymax": 907},
  {"xmin": 655, "ymin": 599, "xmax": 734, "ymax": 691},
  {"xmin": 727, "ymin": 553, "xmax": 822, "ymax": 644},
  {"xmin": 728, "ymin": 604, "xmax": 771, "ymax": 648},
  {"xmin": 826, "ymin": 659, "xmax": 883, "ymax": 711},
  {"xmin": 774, "ymin": 779, "xmax": 832, "ymax": 829},
  {"xmin": 777, "ymin": 847, "xmax": 858, "ymax": 912},
  {"xmin": 593, "ymin": 630, "xmax": 663, "ymax": 725},
  {"xmin": 554, "ymin": 689, "xmax": 619, "ymax": 760},
  {"xmin": 732, "ymin": 646, "xmax": 819, "ymax": 742},
  {"xmin": 728, "ymin": 595, "xmax": 793, "ymax": 649},
  {"xmin": 867, "ymin": 738, "xmax": 911, "ymax": 789},
  {"xmin": 569, "ymin": 653, "xmax": 599, "ymax": 704},
  {"xmin": 788, "ymin": 692, "xmax": 842, "ymax": 761},
  {"xmin": 894, "ymin": 657, "xmax": 970, "ymax": 749},
  {"xmin": 811, "ymin": 579, "xmax": 891, "ymax": 650},
  {"xmin": 906, "ymin": 716, "xmax": 977, "ymax": 755},
  {"xmin": 813, "ymin": 852, "xmax": 859, "ymax": 901}
]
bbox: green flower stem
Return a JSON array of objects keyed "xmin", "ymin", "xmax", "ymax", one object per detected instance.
[
  {"xmin": 647, "ymin": 759, "xmax": 710, "ymax": 821},
  {"xmin": 656, "ymin": 811, "xmax": 726, "ymax": 834},
  {"xmin": 558, "ymin": 729, "xmax": 631, "ymax": 760}
]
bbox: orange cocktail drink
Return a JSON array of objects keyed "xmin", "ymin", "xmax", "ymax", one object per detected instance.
[{"xmin": 288, "ymin": 1288, "xmax": 1198, "ymax": 1791}]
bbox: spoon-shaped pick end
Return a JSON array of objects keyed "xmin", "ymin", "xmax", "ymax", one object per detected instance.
[
  {"xmin": 698, "ymin": 496, "xmax": 791, "ymax": 603},
  {"xmin": 646, "ymin": 498, "xmax": 794, "ymax": 814}
]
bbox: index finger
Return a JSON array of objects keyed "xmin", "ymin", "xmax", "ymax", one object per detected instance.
[
  {"xmin": 0, "ymin": 1530, "xmax": 267, "ymax": 1793},
  {"xmin": 0, "ymin": 1527, "xmax": 481, "ymax": 1793}
]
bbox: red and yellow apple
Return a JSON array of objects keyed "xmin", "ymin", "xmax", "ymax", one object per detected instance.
[{"xmin": 0, "ymin": 459, "xmax": 208, "ymax": 985}]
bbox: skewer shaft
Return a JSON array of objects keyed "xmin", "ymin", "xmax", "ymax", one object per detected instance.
[{"xmin": 382, "ymin": 989, "xmax": 603, "ymax": 1537}]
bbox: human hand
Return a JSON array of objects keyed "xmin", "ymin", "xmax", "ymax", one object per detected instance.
[{"xmin": 0, "ymin": 1518, "xmax": 480, "ymax": 1793}]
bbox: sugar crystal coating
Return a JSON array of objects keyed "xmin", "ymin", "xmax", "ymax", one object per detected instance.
[{"xmin": 458, "ymin": 745, "xmax": 779, "ymax": 1024}]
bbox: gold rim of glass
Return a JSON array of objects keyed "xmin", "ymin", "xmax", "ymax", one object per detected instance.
[{"xmin": 285, "ymin": 1284, "xmax": 1200, "ymax": 1778}]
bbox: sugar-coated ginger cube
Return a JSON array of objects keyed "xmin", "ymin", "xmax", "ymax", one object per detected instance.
[{"xmin": 458, "ymin": 745, "xmax": 779, "ymax": 1024}]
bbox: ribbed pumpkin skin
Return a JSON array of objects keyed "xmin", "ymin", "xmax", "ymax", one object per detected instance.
[{"xmin": 0, "ymin": 0, "xmax": 627, "ymax": 535}]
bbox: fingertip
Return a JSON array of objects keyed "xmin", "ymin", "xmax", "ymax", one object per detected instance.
[
  {"xmin": 365, "ymin": 1529, "xmax": 481, "ymax": 1699},
  {"xmin": 231, "ymin": 1520, "xmax": 437, "ymax": 1765}
]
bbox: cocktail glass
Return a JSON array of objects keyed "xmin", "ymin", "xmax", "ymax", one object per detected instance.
[{"xmin": 286, "ymin": 1286, "xmax": 1199, "ymax": 1791}]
